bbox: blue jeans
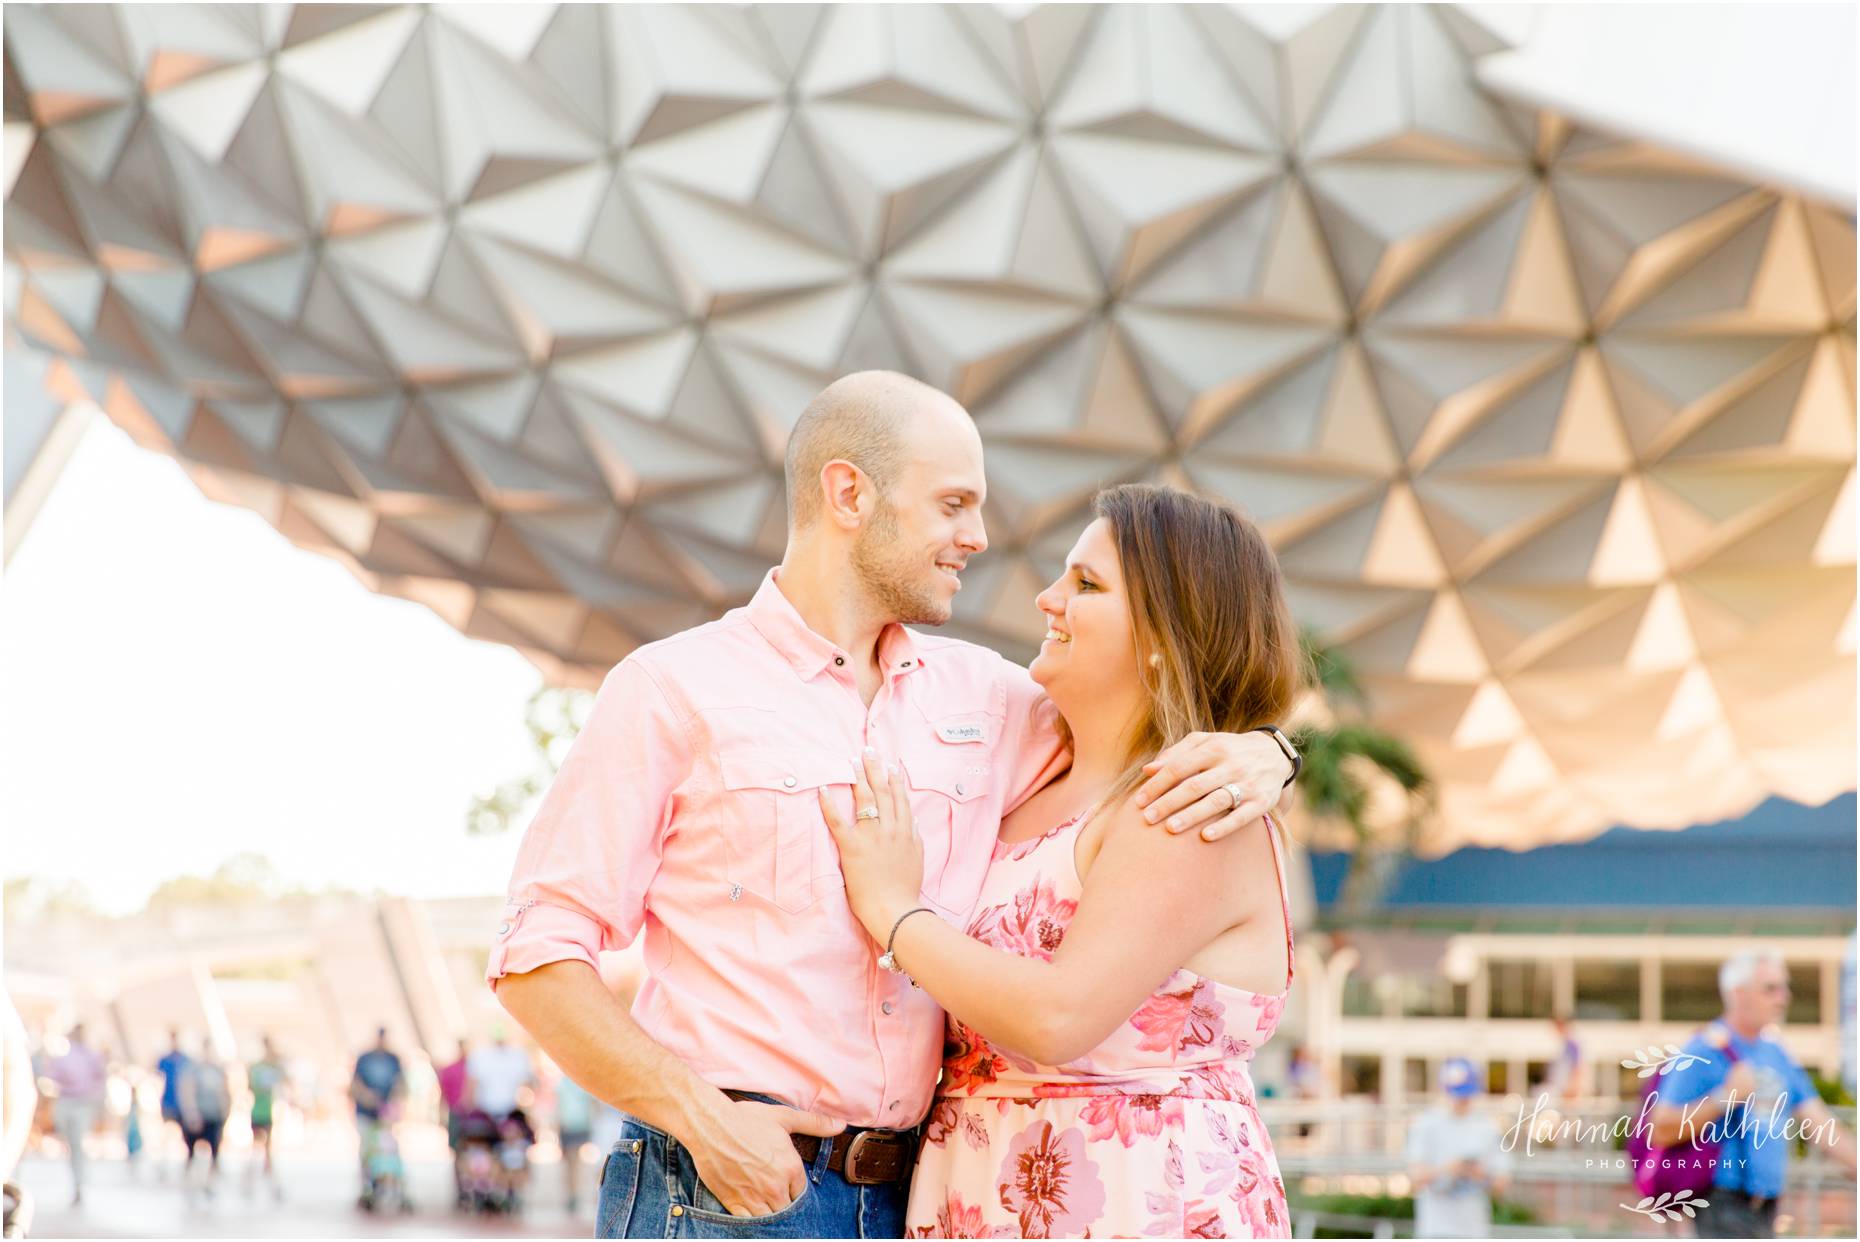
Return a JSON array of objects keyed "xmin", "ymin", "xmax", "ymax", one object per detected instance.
[{"xmin": 595, "ymin": 1095, "xmax": 910, "ymax": 1239}]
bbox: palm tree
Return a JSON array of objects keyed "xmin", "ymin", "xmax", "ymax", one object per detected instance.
[
  {"xmin": 1289, "ymin": 628, "xmax": 1433, "ymax": 917},
  {"xmin": 466, "ymin": 685, "xmax": 591, "ymax": 835}
]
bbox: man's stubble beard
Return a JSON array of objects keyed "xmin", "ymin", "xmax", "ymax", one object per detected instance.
[{"xmin": 852, "ymin": 500, "xmax": 951, "ymax": 626}]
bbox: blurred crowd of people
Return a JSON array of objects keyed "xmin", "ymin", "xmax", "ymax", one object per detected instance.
[
  {"xmin": 2, "ymin": 943, "xmax": 1848, "ymax": 1240},
  {"xmin": 0, "ymin": 999, "xmax": 620, "ymax": 1230}
]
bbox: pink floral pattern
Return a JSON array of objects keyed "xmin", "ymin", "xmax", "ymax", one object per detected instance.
[
  {"xmin": 998, "ymin": 1121, "xmax": 1109, "ymax": 1238},
  {"xmin": 906, "ymin": 814, "xmax": 1295, "ymax": 1238},
  {"xmin": 1129, "ymin": 976, "xmax": 1228, "ymax": 1054},
  {"xmin": 1141, "ymin": 1139, "xmax": 1187, "ymax": 1237},
  {"xmin": 909, "ymin": 1191, "xmax": 1018, "ymax": 1239},
  {"xmin": 966, "ymin": 875, "xmax": 1077, "ymax": 962},
  {"xmin": 943, "ymin": 1018, "xmax": 1013, "ymax": 1094},
  {"xmin": 1080, "ymin": 1092, "xmax": 1185, "ymax": 1147}
]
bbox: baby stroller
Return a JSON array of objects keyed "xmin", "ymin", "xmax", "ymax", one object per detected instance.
[
  {"xmin": 456, "ymin": 1108, "xmax": 533, "ymax": 1213},
  {"xmin": 358, "ymin": 1110, "xmax": 413, "ymax": 1214}
]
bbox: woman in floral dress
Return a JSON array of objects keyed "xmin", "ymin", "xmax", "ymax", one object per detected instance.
[{"xmin": 824, "ymin": 483, "xmax": 1304, "ymax": 1239}]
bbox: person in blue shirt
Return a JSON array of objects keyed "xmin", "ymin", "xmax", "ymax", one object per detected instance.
[
  {"xmin": 350, "ymin": 1027, "xmax": 404, "ymax": 1122},
  {"xmin": 349, "ymin": 1026, "xmax": 406, "ymax": 1209},
  {"xmin": 154, "ymin": 1029, "xmax": 192, "ymax": 1177},
  {"xmin": 1653, "ymin": 950, "xmax": 1855, "ymax": 1238}
]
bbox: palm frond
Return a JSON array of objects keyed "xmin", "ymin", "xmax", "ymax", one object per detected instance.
[
  {"xmin": 1300, "ymin": 626, "xmax": 1366, "ymax": 709},
  {"xmin": 1325, "ymin": 724, "xmax": 1431, "ymax": 796}
]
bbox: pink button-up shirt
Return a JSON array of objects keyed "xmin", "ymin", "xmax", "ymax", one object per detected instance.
[
  {"xmin": 488, "ymin": 570, "xmax": 1066, "ymax": 1127},
  {"xmin": 49, "ymin": 1043, "xmax": 106, "ymax": 1101}
]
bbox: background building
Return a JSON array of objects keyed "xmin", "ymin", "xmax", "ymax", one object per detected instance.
[{"xmin": 5, "ymin": 2, "xmax": 1853, "ymax": 853}]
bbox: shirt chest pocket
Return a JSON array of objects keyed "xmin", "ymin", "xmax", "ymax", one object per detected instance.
[
  {"xmin": 716, "ymin": 751, "xmax": 849, "ymax": 914},
  {"xmin": 901, "ymin": 753, "xmax": 995, "ymax": 918}
]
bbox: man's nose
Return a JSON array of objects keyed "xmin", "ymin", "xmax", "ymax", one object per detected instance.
[{"xmin": 960, "ymin": 514, "xmax": 988, "ymax": 555}]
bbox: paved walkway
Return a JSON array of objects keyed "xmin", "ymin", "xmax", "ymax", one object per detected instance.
[{"xmin": 14, "ymin": 1146, "xmax": 595, "ymax": 1238}]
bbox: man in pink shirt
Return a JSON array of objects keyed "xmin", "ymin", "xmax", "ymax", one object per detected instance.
[
  {"xmin": 48, "ymin": 1024, "xmax": 106, "ymax": 1206},
  {"xmin": 492, "ymin": 372, "xmax": 1298, "ymax": 1238}
]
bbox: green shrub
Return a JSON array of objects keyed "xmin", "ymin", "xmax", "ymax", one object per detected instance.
[{"xmin": 1289, "ymin": 1191, "xmax": 1539, "ymax": 1230}]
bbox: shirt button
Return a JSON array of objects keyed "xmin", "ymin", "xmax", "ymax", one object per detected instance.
[
  {"xmin": 783, "ymin": 775, "xmax": 796, "ymax": 788},
  {"xmin": 671, "ymin": 1205, "xmax": 684, "ymax": 1217},
  {"xmin": 900, "ymin": 660, "xmax": 912, "ymax": 668},
  {"xmin": 955, "ymin": 783, "xmax": 964, "ymax": 796},
  {"xmin": 497, "ymin": 923, "xmax": 510, "ymax": 935},
  {"xmin": 882, "ymin": 1002, "xmax": 894, "ymax": 1015},
  {"xmin": 834, "ymin": 656, "xmax": 844, "ymax": 666},
  {"xmin": 889, "ymin": 1101, "xmax": 900, "ymax": 1111}
]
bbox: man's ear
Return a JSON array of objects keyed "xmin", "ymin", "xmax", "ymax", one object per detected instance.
[{"xmin": 820, "ymin": 459, "xmax": 869, "ymax": 530}]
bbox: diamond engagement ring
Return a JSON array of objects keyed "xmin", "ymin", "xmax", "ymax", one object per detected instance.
[
  {"xmin": 856, "ymin": 806, "xmax": 881, "ymax": 821},
  {"xmin": 1221, "ymin": 782, "xmax": 1245, "ymax": 811}
]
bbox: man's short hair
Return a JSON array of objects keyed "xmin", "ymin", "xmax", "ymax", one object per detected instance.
[
  {"xmin": 1720, "ymin": 949, "xmax": 1786, "ymax": 1001},
  {"xmin": 783, "ymin": 372, "xmax": 928, "ymax": 529}
]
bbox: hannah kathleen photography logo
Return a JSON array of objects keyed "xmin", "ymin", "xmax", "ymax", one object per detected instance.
[
  {"xmin": 1491, "ymin": 1048, "xmax": 1841, "ymax": 1221},
  {"xmin": 1622, "ymin": 1188, "xmax": 1709, "ymax": 1222}
]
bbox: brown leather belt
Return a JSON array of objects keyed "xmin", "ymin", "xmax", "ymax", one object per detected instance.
[
  {"xmin": 723, "ymin": 1091, "xmax": 916, "ymax": 1186},
  {"xmin": 791, "ymin": 1128, "xmax": 915, "ymax": 1185}
]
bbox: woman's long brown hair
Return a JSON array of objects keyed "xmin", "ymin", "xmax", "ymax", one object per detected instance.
[{"xmin": 1063, "ymin": 483, "xmax": 1308, "ymax": 806}]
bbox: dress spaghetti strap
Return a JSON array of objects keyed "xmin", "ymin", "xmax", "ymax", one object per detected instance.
[{"xmin": 1261, "ymin": 813, "xmax": 1296, "ymax": 991}]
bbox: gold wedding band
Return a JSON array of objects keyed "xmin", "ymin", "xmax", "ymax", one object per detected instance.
[{"xmin": 856, "ymin": 806, "xmax": 881, "ymax": 821}]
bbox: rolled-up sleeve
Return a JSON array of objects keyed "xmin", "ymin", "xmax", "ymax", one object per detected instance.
[{"xmin": 487, "ymin": 656, "xmax": 691, "ymax": 989}]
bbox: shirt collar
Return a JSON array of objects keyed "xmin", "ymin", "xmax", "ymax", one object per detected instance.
[
  {"xmin": 746, "ymin": 569, "xmax": 925, "ymax": 683},
  {"xmin": 1710, "ymin": 1020, "xmax": 1773, "ymax": 1053}
]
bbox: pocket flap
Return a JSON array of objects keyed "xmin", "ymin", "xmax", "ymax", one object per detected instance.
[
  {"xmin": 718, "ymin": 751, "xmax": 850, "ymax": 793},
  {"xmin": 902, "ymin": 754, "xmax": 993, "ymax": 802}
]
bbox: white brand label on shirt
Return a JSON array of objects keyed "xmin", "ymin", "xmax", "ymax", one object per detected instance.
[{"xmin": 937, "ymin": 721, "xmax": 986, "ymax": 743}]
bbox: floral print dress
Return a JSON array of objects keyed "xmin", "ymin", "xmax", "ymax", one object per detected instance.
[{"xmin": 904, "ymin": 809, "xmax": 1294, "ymax": 1239}]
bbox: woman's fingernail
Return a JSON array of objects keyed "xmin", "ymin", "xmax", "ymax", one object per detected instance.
[{"xmin": 1143, "ymin": 809, "xmax": 1158, "ymax": 824}]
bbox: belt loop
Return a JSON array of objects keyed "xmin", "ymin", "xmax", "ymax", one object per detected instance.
[{"xmin": 812, "ymin": 1128, "xmax": 833, "ymax": 1183}]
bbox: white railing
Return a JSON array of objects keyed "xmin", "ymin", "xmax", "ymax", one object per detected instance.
[
  {"xmin": 1263, "ymin": 1098, "xmax": 1856, "ymax": 1237},
  {"xmin": 1289, "ymin": 1211, "xmax": 1573, "ymax": 1239}
]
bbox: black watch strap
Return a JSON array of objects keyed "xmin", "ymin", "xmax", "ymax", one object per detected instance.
[{"xmin": 1252, "ymin": 725, "xmax": 1301, "ymax": 788}]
